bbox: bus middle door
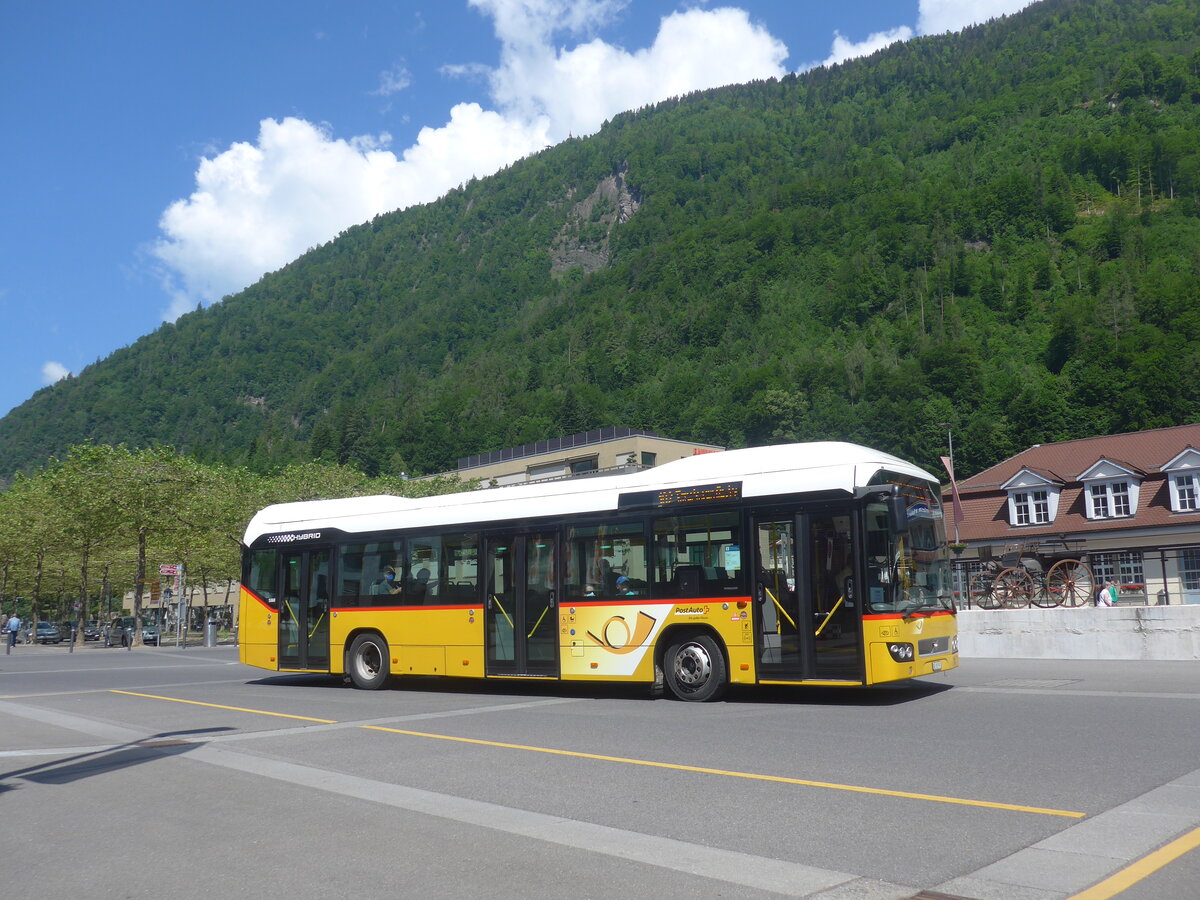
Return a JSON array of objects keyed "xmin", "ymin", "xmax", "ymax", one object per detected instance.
[{"xmin": 485, "ymin": 532, "xmax": 558, "ymax": 677}]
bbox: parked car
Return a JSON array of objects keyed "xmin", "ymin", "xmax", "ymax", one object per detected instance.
[
  {"xmin": 33, "ymin": 621, "xmax": 61, "ymax": 644},
  {"xmin": 57, "ymin": 622, "xmax": 77, "ymax": 642},
  {"xmin": 106, "ymin": 616, "xmax": 159, "ymax": 647},
  {"xmin": 82, "ymin": 622, "xmax": 102, "ymax": 641}
]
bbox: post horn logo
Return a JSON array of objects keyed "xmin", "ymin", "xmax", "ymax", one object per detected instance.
[{"xmin": 586, "ymin": 611, "xmax": 657, "ymax": 654}]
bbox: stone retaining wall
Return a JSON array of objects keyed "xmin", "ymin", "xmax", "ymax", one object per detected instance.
[{"xmin": 957, "ymin": 605, "xmax": 1200, "ymax": 660}]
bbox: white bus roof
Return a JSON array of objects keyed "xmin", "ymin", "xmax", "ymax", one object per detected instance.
[{"xmin": 243, "ymin": 442, "xmax": 937, "ymax": 544}]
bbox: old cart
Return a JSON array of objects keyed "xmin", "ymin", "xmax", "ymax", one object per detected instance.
[{"xmin": 967, "ymin": 541, "xmax": 1094, "ymax": 609}]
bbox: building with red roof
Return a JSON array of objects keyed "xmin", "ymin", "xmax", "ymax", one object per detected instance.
[{"xmin": 945, "ymin": 424, "xmax": 1200, "ymax": 606}]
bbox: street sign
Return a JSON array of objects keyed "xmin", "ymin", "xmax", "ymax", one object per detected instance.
[{"xmin": 159, "ymin": 564, "xmax": 179, "ymax": 576}]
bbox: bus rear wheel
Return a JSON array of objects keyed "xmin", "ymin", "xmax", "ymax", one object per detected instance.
[
  {"xmin": 664, "ymin": 633, "xmax": 727, "ymax": 702},
  {"xmin": 347, "ymin": 633, "xmax": 390, "ymax": 690}
]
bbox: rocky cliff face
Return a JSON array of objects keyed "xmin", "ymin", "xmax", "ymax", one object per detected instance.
[{"xmin": 550, "ymin": 168, "xmax": 640, "ymax": 275}]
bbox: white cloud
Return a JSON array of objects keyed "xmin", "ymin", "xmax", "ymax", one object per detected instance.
[
  {"xmin": 42, "ymin": 361, "xmax": 71, "ymax": 385},
  {"xmin": 809, "ymin": 0, "xmax": 1035, "ymax": 70},
  {"xmin": 468, "ymin": 0, "xmax": 628, "ymax": 44},
  {"xmin": 152, "ymin": 1, "xmax": 790, "ymax": 317},
  {"xmin": 486, "ymin": 6, "xmax": 787, "ymax": 141},
  {"xmin": 817, "ymin": 26, "xmax": 914, "ymax": 68},
  {"xmin": 154, "ymin": 110, "xmax": 549, "ymax": 317},
  {"xmin": 373, "ymin": 63, "xmax": 412, "ymax": 97},
  {"xmin": 917, "ymin": 0, "xmax": 1035, "ymax": 35}
]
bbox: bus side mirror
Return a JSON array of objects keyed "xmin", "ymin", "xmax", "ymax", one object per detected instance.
[{"xmin": 888, "ymin": 496, "xmax": 909, "ymax": 534}]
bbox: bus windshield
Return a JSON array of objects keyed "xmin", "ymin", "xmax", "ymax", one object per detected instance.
[{"xmin": 864, "ymin": 480, "xmax": 954, "ymax": 614}]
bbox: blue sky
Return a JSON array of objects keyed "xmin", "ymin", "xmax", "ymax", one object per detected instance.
[{"xmin": 0, "ymin": 0, "xmax": 1033, "ymax": 418}]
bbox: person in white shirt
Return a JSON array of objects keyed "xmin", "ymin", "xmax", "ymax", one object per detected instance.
[{"xmin": 6, "ymin": 612, "xmax": 21, "ymax": 653}]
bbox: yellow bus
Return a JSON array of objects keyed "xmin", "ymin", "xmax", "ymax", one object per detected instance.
[{"xmin": 240, "ymin": 442, "xmax": 958, "ymax": 700}]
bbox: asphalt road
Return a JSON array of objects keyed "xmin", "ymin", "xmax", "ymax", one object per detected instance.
[{"xmin": 2, "ymin": 644, "xmax": 1197, "ymax": 899}]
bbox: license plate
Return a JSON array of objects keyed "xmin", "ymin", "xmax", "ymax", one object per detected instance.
[{"xmin": 932, "ymin": 660, "xmax": 943, "ymax": 672}]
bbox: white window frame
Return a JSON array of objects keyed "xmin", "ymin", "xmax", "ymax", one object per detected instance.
[
  {"xmin": 1111, "ymin": 481, "xmax": 1131, "ymax": 516},
  {"xmin": 1091, "ymin": 551, "xmax": 1145, "ymax": 587},
  {"xmin": 1088, "ymin": 480, "xmax": 1134, "ymax": 519},
  {"xmin": 1181, "ymin": 548, "xmax": 1200, "ymax": 591},
  {"xmin": 1174, "ymin": 474, "xmax": 1198, "ymax": 512},
  {"xmin": 1012, "ymin": 490, "xmax": 1050, "ymax": 525}
]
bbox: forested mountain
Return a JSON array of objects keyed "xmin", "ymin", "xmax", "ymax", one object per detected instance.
[{"xmin": 3, "ymin": 0, "xmax": 1199, "ymax": 482}]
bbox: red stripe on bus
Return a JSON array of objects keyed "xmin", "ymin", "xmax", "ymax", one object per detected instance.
[
  {"xmin": 569, "ymin": 596, "xmax": 750, "ymax": 607},
  {"xmin": 331, "ymin": 604, "xmax": 478, "ymax": 613},
  {"xmin": 243, "ymin": 587, "xmax": 275, "ymax": 612}
]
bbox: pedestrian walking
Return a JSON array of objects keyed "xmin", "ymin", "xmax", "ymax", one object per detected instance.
[
  {"xmin": 1096, "ymin": 579, "xmax": 1119, "ymax": 607},
  {"xmin": 6, "ymin": 611, "xmax": 20, "ymax": 654}
]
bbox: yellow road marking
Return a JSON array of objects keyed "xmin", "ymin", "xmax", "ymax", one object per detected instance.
[
  {"xmin": 361, "ymin": 726, "xmax": 1084, "ymax": 818},
  {"xmin": 109, "ymin": 690, "xmax": 337, "ymax": 724},
  {"xmin": 102, "ymin": 692, "xmax": 1087, "ymax": 819},
  {"xmin": 1069, "ymin": 825, "xmax": 1200, "ymax": 899}
]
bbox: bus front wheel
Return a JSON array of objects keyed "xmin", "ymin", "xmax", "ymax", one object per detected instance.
[
  {"xmin": 346, "ymin": 633, "xmax": 390, "ymax": 690},
  {"xmin": 663, "ymin": 633, "xmax": 727, "ymax": 702}
]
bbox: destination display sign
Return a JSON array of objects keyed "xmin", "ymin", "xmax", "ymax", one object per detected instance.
[{"xmin": 618, "ymin": 481, "xmax": 742, "ymax": 511}]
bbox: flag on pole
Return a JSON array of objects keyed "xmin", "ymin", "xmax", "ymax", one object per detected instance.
[{"xmin": 941, "ymin": 456, "xmax": 964, "ymax": 526}]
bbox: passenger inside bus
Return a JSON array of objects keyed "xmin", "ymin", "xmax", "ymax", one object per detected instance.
[
  {"xmin": 408, "ymin": 567, "xmax": 431, "ymax": 602},
  {"xmin": 371, "ymin": 566, "xmax": 403, "ymax": 596}
]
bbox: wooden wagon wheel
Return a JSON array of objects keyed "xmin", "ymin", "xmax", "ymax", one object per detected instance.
[
  {"xmin": 969, "ymin": 569, "xmax": 1001, "ymax": 609},
  {"xmin": 994, "ymin": 567, "xmax": 1034, "ymax": 608},
  {"xmin": 1030, "ymin": 571, "xmax": 1058, "ymax": 607},
  {"xmin": 1046, "ymin": 559, "xmax": 1094, "ymax": 608}
]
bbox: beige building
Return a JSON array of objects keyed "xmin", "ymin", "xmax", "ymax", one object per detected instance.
[{"xmin": 451, "ymin": 428, "xmax": 724, "ymax": 487}]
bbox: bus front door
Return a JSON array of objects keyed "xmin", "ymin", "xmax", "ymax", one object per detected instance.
[
  {"xmin": 277, "ymin": 549, "xmax": 331, "ymax": 671},
  {"xmin": 754, "ymin": 512, "xmax": 862, "ymax": 681},
  {"xmin": 485, "ymin": 532, "xmax": 558, "ymax": 677}
]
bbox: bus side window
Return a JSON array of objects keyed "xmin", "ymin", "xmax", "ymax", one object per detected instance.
[
  {"xmin": 336, "ymin": 540, "xmax": 404, "ymax": 607},
  {"xmin": 441, "ymin": 532, "xmax": 480, "ymax": 605},
  {"xmin": 565, "ymin": 522, "xmax": 647, "ymax": 601},
  {"xmin": 652, "ymin": 512, "xmax": 742, "ymax": 599},
  {"xmin": 247, "ymin": 549, "xmax": 280, "ymax": 609}
]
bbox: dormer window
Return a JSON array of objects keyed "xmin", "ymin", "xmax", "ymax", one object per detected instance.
[
  {"xmin": 1090, "ymin": 481, "xmax": 1132, "ymax": 518},
  {"xmin": 1014, "ymin": 490, "xmax": 1049, "ymax": 525},
  {"xmin": 1001, "ymin": 468, "xmax": 1062, "ymax": 527},
  {"xmin": 1079, "ymin": 459, "xmax": 1142, "ymax": 521},
  {"xmin": 1163, "ymin": 447, "xmax": 1200, "ymax": 513}
]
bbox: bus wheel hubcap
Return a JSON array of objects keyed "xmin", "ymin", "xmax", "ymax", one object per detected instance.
[
  {"xmin": 675, "ymin": 644, "xmax": 711, "ymax": 686},
  {"xmin": 358, "ymin": 646, "xmax": 380, "ymax": 677}
]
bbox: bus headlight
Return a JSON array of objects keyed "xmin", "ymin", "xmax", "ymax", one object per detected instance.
[
  {"xmin": 887, "ymin": 643, "xmax": 914, "ymax": 662},
  {"xmin": 952, "ymin": 635, "xmax": 959, "ymax": 654}
]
